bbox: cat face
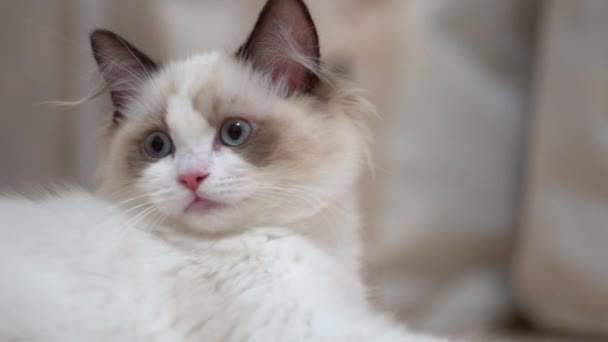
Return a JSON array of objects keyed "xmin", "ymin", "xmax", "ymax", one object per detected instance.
[{"xmin": 92, "ymin": 0, "xmax": 372, "ymax": 233}]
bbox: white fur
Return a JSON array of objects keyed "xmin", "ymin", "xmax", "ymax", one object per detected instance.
[{"xmin": 0, "ymin": 191, "xmax": 447, "ymax": 341}]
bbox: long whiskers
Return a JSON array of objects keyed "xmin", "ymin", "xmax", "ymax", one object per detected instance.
[
  {"xmin": 90, "ymin": 190, "xmax": 171, "ymax": 232},
  {"xmin": 116, "ymin": 205, "xmax": 160, "ymax": 238},
  {"xmin": 250, "ymin": 184, "xmax": 353, "ymax": 240}
]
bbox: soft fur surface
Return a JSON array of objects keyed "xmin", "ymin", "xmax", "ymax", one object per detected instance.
[
  {"xmin": 0, "ymin": 0, "xmax": 449, "ymax": 341},
  {"xmin": 0, "ymin": 191, "xmax": 446, "ymax": 341}
]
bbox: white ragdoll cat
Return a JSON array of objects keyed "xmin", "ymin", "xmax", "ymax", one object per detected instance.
[{"xmin": 0, "ymin": 0, "xmax": 450, "ymax": 341}]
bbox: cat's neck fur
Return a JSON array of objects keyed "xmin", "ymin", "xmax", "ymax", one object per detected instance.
[
  {"xmin": 148, "ymin": 188, "xmax": 362, "ymax": 277},
  {"xmin": 291, "ymin": 191, "xmax": 362, "ymax": 275}
]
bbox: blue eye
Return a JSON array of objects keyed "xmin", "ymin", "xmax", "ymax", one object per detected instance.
[
  {"xmin": 220, "ymin": 119, "xmax": 252, "ymax": 147},
  {"xmin": 144, "ymin": 132, "xmax": 173, "ymax": 159}
]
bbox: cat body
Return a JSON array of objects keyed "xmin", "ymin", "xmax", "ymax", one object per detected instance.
[
  {"xmin": 0, "ymin": 0, "xmax": 449, "ymax": 341},
  {"xmin": 0, "ymin": 191, "xmax": 441, "ymax": 342}
]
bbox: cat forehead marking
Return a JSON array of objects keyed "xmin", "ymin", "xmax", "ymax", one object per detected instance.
[{"xmin": 165, "ymin": 94, "xmax": 214, "ymax": 146}]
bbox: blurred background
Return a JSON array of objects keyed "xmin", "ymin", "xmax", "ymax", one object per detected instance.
[{"xmin": 1, "ymin": 1, "xmax": 607, "ymax": 341}]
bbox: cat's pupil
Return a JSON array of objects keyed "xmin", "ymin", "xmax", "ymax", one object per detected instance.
[
  {"xmin": 151, "ymin": 136, "xmax": 164, "ymax": 153},
  {"xmin": 227, "ymin": 123, "xmax": 242, "ymax": 140}
]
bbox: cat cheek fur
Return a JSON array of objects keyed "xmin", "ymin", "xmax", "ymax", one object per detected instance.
[{"xmin": 136, "ymin": 150, "xmax": 265, "ymax": 233}]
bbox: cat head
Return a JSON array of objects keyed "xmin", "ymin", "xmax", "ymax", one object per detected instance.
[{"xmin": 92, "ymin": 0, "xmax": 373, "ymax": 234}]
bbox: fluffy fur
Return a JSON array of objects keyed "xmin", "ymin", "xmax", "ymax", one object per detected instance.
[
  {"xmin": 0, "ymin": 191, "xmax": 446, "ymax": 341},
  {"xmin": 0, "ymin": 0, "xmax": 449, "ymax": 341}
]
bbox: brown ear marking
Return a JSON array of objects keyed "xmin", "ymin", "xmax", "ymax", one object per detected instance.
[
  {"xmin": 235, "ymin": 0, "xmax": 320, "ymax": 95},
  {"xmin": 90, "ymin": 29, "xmax": 159, "ymax": 123}
]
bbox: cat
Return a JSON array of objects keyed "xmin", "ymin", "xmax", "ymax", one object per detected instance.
[{"xmin": 0, "ymin": 0, "xmax": 450, "ymax": 341}]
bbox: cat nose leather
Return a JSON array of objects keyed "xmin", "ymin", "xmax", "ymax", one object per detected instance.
[{"xmin": 178, "ymin": 172, "xmax": 209, "ymax": 192}]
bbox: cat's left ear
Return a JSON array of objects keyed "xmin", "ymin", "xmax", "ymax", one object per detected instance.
[
  {"xmin": 236, "ymin": 0, "xmax": 320, "ymax": 95},
  {"xmin": 90, "ymin": 30, "xmax": 158, "ymax": 122}
]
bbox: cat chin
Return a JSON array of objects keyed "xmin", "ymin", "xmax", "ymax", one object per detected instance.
[
  {"xmin": 177, "ymin": 207, "xmax": 252, "ymax": 234},
  {"xmin": 174, "ymin": 202, "xmax": 322, "ymax": 235},
  {"xmin": 184, "ymin": 197, "xmax": 224, "ymax": 213}
]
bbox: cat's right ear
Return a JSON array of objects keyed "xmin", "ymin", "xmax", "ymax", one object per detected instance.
[
  {"xmin": 235, "ymin": 0, "xmax": 320, "ymax": 96},
  {"xmin": 90, "ymin": 30, "xmax": 158, "ymax": 122}
]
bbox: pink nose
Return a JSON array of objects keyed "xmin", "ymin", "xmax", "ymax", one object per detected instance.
[{"xmin": 178, "ymin": 171, "xmax": 209, "ymax": 192}]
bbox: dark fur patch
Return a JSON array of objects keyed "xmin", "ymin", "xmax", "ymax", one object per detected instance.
[
  {"xmin": 126, "ymin": 140, "xmax": 153, "ymax": 178},
  {"xmin": 125, "ymin": 117, "xmax": 170, "ymax": 178},
  {"xmin": 235, "ymin": 0, "xmax": 320, "ymax": 95},
  {"xmin": 231, "ymin": 119, "xmax": 282, "ymax": 167},
  {"xmin": 90, "ymin": 29, "xmax": 159, "ymax": 123}
]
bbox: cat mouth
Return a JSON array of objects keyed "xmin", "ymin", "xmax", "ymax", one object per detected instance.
[{"xmin": 185, "ymin": 196, "xmax": 223, "ymax": 214}]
